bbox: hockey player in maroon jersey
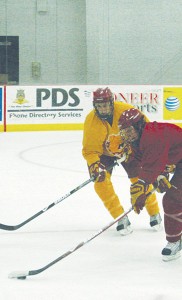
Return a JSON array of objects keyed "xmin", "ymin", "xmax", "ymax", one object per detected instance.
[
  {"xmin": 82, "ymin": 87, "xmax": 161, "ymax": 236},
  {"xmin": 118, "ymin": 108, "xmax": 182, "ymax": 261}
]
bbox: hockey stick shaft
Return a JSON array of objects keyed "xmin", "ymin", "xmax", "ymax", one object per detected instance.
[
  {"xmin": 0, "ymin": 177, "xmax": 92, "ymax": 231},
  {"xmin": 8, "ymin": 207, "xmax": 133, "ymax": 279},
  {"xmin": 8, "ymin": 188, "xmax": 155, "ymax": 279},
  {"xmin": 0, "ymin": 156, "xmax": 126, "ymax": 231},
  {"xmin": 8, "ymin": 188, "xmax": 156, "ymax": 279}
]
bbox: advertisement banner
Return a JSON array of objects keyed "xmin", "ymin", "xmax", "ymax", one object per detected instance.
[
  {"xmin": 4, "ymin": 85, "xmax": 181, "ymax": 131},
  {"xmin": 163, "ymin": 86, "xmax": 182, "ymax": 127},
  {"xmin": 0, "ymin": 86, "xmax": 3, "ymax": 131},
  {"xmin": 6, "ymin": 86, "xmax": 92, "ymax": 126},
  {"xmin": 112, "ymin": 85, "xmax": 163, "ymax": 122}
]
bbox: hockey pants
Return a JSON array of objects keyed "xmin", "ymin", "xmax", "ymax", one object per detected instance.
[{"xmin": 162, "ymin": 160, "xmax": 182, "ymax": 243}]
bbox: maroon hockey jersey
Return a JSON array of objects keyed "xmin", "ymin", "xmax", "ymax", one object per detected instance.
[{"xmin": 137, "ymin": 122, "xmax": 182, "ymax": 183}]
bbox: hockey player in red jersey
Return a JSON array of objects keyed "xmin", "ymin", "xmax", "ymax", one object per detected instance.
[
  {"xmin": 118, "ymin": 108, "xmax": 182, "ymax": 261},
  {"xmin": 82, "ymin": 87, "xmax": 161, "ymax": 236}
]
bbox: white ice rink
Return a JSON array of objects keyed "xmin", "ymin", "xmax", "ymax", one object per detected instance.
[{"xmin": 0, "ymin": 131, "xmax": 181, "ymax": 300}]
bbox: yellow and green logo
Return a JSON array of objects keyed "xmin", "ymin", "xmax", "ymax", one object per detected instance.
[{"xmin": 13, "ymin": 89, "xmax": 29, "ymax": 105}]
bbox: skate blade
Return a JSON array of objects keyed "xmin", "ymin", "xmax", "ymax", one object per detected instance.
[
  {"xmin": 151, "ymin": 223, "xmax": 163, "ymax": 232},
  {"xmin": 119, "ymin": 226, "xmax": 133, "ymax": 236},
  {"xmin": 162, "ymin": 251, "xmax": 181, "ymax": 262}
]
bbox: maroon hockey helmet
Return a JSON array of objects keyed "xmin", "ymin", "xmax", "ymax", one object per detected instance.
[
  {"xmin": 93, "ymin": 87, "xmax": 114, "ymax": 119},
  {"xmin": 93, "ymin": 87, "xmax": 114, "ymax": 104},
  {"xmin": 118, "ymin": 108, "xmax": 143, "ymax": 130}
]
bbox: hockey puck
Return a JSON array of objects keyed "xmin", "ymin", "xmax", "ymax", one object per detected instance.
[{"xmin": 17, "ymin": 276, "xmax": 27, "ymax": 280}]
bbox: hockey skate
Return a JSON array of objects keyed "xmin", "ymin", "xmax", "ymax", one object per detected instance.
[
  {"xmin": 150, "ymin": 213, "xmax": 162, "ymax": 231},
  {"xmin": 162, "ymin": 238, "xmax": 182, "ymax": 261},
  {"xmin": 116, "ymin": 215, "xmax": 133, "ymax": 236}
]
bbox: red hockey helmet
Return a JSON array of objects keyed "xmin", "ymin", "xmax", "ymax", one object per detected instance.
[
  {"xmin": 93, "ymin": 87, "xmax": 114, "ymax": 120},
  {"xmin": 93, "ymin": 87, "xmax": 114, "ymax": 104},
  {"xmin": 118, "ymin": 108, "xmax": 143, "ymax": 130}
]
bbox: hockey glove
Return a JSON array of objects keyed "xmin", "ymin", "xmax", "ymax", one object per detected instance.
[
  {"xmin": 89, "ymin": 161, "xmax": 106, "ymax": 182},
  {"xmin": 130, "ymin": 179, "xmax": 149, "ymax": 214},
  {"xmin": 165, "ymin": 164, "xmax": 176, "ymax": 174},
  {"xmin": 155, "ymin": 174, "xmax": 172, "ymax": 193}
]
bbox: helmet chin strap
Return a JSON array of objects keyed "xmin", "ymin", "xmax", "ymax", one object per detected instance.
[{"xmin": 99, "ymin": 113, "xmax": 112, "ymax": 120}]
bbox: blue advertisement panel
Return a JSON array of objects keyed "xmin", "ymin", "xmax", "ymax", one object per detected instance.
[{"xmin": 0, "ymin": 87, "xmax": 2, "ymax": 121}]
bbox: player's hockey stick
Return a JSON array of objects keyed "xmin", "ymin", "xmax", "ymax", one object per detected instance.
[
  {"xmin": 8, "ymin": 207, "xmax": 133, "ymax": 280},
  {"xmin": 8, "ymin": 188, "xmax": 155, "ymax": 280},
  {"xmin": 0, "ymin": 155, "xmax": 126, "ymax": 231}
]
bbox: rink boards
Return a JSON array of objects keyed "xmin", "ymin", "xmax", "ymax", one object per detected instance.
[{"xmin": 0, "ymin": 85, "xmax": 182, "ymax": 131}]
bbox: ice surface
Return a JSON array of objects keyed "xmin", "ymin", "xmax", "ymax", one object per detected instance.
[{"xmin": 0, "ymin": 131, "xmax": 181, "ymax": 300}]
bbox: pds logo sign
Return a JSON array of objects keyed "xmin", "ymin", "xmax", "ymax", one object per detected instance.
[{"xmin": 36, "ymin": 88, "xmax": 80, "ymax": 108}]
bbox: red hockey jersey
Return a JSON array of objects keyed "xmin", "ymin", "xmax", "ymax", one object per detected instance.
[{"xmin": 138, "ymin": 122, "xmax": 182, "ymax": 183}]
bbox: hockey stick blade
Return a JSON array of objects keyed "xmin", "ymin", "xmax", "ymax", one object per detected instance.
[
  {"xmin": 8, "ymin": 270, "xmax": 29, "ymax": 280},
  {"xmin": 0, "ymin": 155, "xmax": 126, "ymax": 231},
  {"xmin": 8, "ymin": 207, "xmax": 133, "ymax": 279}
]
